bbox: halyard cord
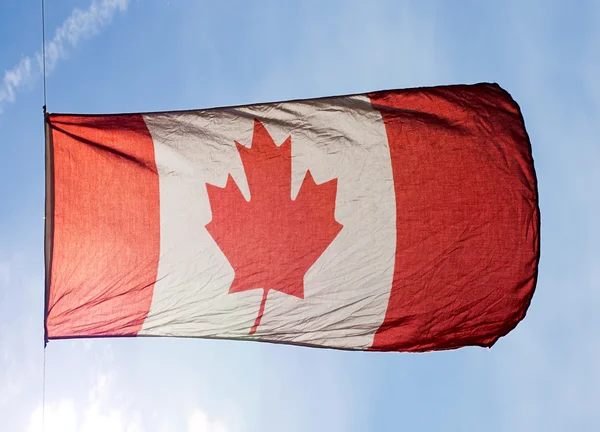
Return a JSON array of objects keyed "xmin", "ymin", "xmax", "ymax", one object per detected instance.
[
  {"xmin": 41, "ymin": 0, "xmax": 47, "ymax": 109},
  {"xmin": 42, "ymin": 348, "xmax": 47, "ymax": 432},
  {"xmin": 41, "ymin": 1, "xmax": 48, "ymax": 431}
]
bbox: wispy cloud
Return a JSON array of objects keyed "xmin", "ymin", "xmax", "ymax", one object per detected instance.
[{"xmin": 0, "ymin": 0, "xmax": 130, "ymax": 114}]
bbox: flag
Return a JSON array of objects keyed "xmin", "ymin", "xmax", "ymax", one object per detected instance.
[{"xmin": 44, "ymin": 83, "xmax": 539, "ymax": 352}]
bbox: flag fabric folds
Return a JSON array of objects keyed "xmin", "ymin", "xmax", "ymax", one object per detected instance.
[{"xmin": 44, "ymin": 83, "xmax": 539, "ymax": 352}]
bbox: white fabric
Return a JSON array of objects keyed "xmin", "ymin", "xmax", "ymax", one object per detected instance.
[{"xmin": 140, "ymin": 95, "xmax": 396, "ymax": 349}]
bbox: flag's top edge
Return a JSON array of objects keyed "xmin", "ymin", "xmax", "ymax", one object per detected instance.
[{"xmin": 47, "ymin": 82, "xmax": 506, "ymax": 118}]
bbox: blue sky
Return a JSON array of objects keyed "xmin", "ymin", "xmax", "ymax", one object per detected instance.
[{"xmin": 0, "ymin": 0, "xmax": 598, "ymax": 431}]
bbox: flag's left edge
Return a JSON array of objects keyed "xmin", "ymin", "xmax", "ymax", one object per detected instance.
[{"xmin": 43, "ymin": 112, "xmax": 55, "ymax": 347}]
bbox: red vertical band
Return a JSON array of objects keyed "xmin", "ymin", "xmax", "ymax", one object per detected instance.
[
  {"xmin": 46, "ymin": 114, "xmax": 160, "ymax": 338},
  {"xmin": 370, "ymin": 83, "xmax": 539, "ymax": 351}
]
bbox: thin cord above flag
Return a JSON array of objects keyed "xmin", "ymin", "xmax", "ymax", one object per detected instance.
[{"xmin": 41, "ymin": 0, "xmax": 48, "ymax": 111}]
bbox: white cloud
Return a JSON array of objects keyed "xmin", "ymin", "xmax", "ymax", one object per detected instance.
[
  {"xmin": 188, "ymin": 410, "xmax": 228, "ymax": 432},
  {"xmin": 0, "ymin": 0, "xmax": 130, "ymax": 113},
  {"xmin": 28, "ymin": 400, "xmax": 77, "ymax": 432},
  {"xmin": 27, "ymin": 372, "xmax": 141, "ymax": 432}
]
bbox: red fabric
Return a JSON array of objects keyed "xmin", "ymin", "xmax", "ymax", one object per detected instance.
[
  {"xmin": 369, "ymin": 83, "xmax": 539, "ymax": 351},
  {"xmin": 46, "ymin": 114, "xmax": 160, "ymax": 338}
]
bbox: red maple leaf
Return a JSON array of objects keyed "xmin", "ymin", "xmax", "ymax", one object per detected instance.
[{"xmin": 205, "ymin": 120, "xmax": 343, "ymax": 334}]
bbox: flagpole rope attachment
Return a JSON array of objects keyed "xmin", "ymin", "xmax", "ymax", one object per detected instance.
[{"xmin": 41, "ymin": 0, "xmax": 47, "ymax": 111}]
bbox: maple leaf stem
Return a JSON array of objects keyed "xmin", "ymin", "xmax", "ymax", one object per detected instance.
[{"xmin": 249, "ymin": 289, "xmax": 268, "ymax": 335}]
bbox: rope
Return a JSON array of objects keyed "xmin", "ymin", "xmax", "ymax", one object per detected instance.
[
  {"xmin": 42, "ymin": 348, "xmax": 47, "ymax": 431},
  {"xmin": 41, "ymin": 0, "xmax": 47, "ymax": 111},
  {"xmin": 41, "ymin": 3, "xmax": 48, "ymax": 431}
]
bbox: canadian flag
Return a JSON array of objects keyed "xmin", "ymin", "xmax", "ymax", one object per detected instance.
[{"xmin": 44, "ymin": 83, "xmax": 539, "ymax": 352}]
